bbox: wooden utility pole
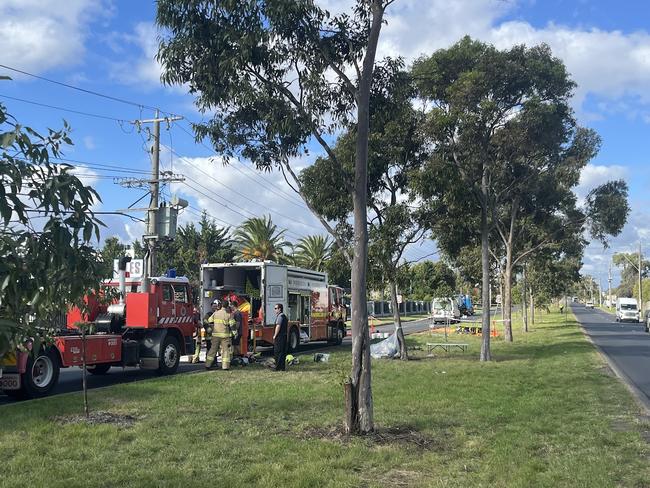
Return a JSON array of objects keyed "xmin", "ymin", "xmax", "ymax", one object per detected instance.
[
  {"xmin": 639, "ymin": 242, "xmax": 643, "ymax": 317},
  {"xmin": 117, "ymin": 111, "xmax": 183, "ymax": 291}
]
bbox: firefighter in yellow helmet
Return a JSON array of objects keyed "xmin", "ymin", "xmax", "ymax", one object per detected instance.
[{"xmin": 205, "ymin": 298, "xmax": 236, "ymax": 370}]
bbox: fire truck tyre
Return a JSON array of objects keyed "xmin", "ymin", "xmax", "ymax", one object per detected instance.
[
  {"xmin": 22, "ymin": 348, "xmax": 60, "ymax": 398},
  {"xmin": 288, "ymin": 328, "xmax": 300, "ymax": 353},
  {"xmin": 157, "ymin": 335, "xmax": 180, "ymax": 375},
  {"xmin": 86, "ymin": 363, "xmax": 112, "ymax": 375}
]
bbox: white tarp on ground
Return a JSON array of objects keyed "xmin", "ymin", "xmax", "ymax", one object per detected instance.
[{"xmin": 370, "ymin": 332, "xmax": 399, "ymax": 359}]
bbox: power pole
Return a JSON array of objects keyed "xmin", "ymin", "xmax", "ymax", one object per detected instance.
[
  {"xmin": 639, "ymin": 242, "xmax": 643, "ymax": 317},
  {"xmin": 608, "ymin": 261, "xmax": 612, "ymax": 309},
  {"xmin": 117, "ymin": 111, "xmax": 183, "ymax": 291},
  {"xmin": 598, "ymin": 279, "xmax": 602, "ymax": 307}
]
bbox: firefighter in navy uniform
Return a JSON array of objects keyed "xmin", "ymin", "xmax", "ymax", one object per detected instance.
[
  {"xmin": 192, "ymin": 300, "xmax": 217, "ymax": 363},
  {"xmin": 205, "ymin": 299, "xmax": 236, "ymax": 370}
]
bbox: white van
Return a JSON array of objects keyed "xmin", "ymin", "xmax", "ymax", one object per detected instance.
[
  {"xmin": 615, "ymin": 297, "xmax": 640, "ymax": 323},
  {"xmin": 431, "ymin": 297, "xmax": 461, "ymax": 324}
]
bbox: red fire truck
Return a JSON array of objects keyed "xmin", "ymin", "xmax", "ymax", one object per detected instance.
[
  {"xmin": 200, "ymin": 262, "xmax": 347, "ymax": 352},
  {"xmin": 0, "ymin": 260, "xmax": 196, "ymax": 399}
]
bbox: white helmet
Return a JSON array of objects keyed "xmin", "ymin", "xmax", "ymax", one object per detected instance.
[{"xmin": 211, "ymin": 299, "xmax": 221, "ymax": 307}]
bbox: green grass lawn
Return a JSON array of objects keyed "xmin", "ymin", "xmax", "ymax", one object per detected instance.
[{"xmin": 1, "ymin": 311, "xmax": 648, "ymax": 487}]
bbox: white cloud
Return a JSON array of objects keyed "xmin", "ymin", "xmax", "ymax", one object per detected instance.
[
  {"xmin": 0, "ymin": 0, "xmax": 111, "ymax": 74},
  {"xmin": 69, "ymin": 164, "xmax": 101, "ymax": 188},
  {"xmin": 378, "ymin": 1, "xmax": 650, "ymax": 117},
  {"xmin": 575, "ymin": 164, "xmax": 628, "ymax": 200},
  {"xmin": 169, "ymin": 154, "xmax": 324, "ymax": 240}
]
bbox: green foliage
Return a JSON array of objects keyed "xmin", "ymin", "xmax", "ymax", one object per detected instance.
[
  {"xmin": 301, "ymin": 62, "xmax": 430, "ymax": 294},
  {"xmin": 156, "ymin": 0, "xmax": 369, "ymax": 168},
  {"xmin": 612, "ymin": 251, "xmax": 649, "ymax": 298},
  {"xmin": 526, "ymin": 251, "xmax": 581, "ymax": 305},
  {"xmin": 156, "ymin": 211, "xmax": 235, "ymax": 286},
  {"xmin": 585, "ymin": 180, "xmax": 630, "ymax": 245},
  {"xmin": 0, "ymin": 102, "xmax": 105, "ymax": 353},
  {"xmin": 409, "ymin": 260, "xmax": 456, "ymax": 300},
  {"xmin": 412, "ymin": 37, "xmax": 628, "ymax": 319},
  {"xmin": 99, "ymin": 236, "xmax": 127, "ymax": 278},
  {"xmin": 325, "ymin": 244, "xmax": 351, "ymax": 289},
  {"xmin": 293, "ymin": 235, "xmax": 331, "ymax": 272},
  {"xmin": 232, "ymin": 215, "xmax": 288, "ymax": 263}
]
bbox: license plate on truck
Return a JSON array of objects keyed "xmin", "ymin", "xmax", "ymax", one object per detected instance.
[{"xmin": 0, "ymin": 373, "xmax": 21, "ymax": 390}]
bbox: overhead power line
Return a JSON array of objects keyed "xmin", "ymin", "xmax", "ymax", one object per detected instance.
[
  {"xmin": 163, "ymin": 143, "xmax": 322, "ymax": 233},
  {"xmin": 0, "ymin": 94, "xmax": 129, "ymax": 123},
  {"xmin": 175, "ymin": 123, "xmax": 308, "ymax": 209},
  {"xmin": 0, "ymin": 64, "xmax": 176, "ymax": 116}
]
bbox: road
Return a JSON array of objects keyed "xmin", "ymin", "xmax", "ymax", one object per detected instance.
[
  {"xmin": 0, "ymin": 317, "xmax": 437, "ymax": 406},
  {"xmin": 572, "ymin": 303, "xmax": 650, "ymax": 412}
]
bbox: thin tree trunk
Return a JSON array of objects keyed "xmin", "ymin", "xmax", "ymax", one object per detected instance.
[
  {"xmin": 529, "ymin": 289, "xmax": 535, "ymax": 325},
  {"xmin": 480, "ymin": 194, "xmax": 491, "ymax": 361},
  {"xmin": 503, "ymin": 258, "xmax": 513, "ymax": 342},
  {"xmin": 347, "ymin": 0, "xmax": 384, "ymax": 435},
  {"xmin": 81, "ymin": 325, "xmax": 89, "ymax": 418},
  {"xmin": 522, "ymin": 266, "xmax": 528, "ymax": 333},
  {"xmin": 390, "ymin": 280, "xmax": 408, "ymax": 360}
]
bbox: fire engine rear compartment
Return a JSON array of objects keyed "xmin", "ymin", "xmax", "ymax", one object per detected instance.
[{"xmin": 201, "ymin": 263, "xmax": 331, "ymax": 347}]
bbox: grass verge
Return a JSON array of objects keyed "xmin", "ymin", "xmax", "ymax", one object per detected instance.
[{"xmin": 1, "ymin": 311, "xmax": 648, "ymax": 487}]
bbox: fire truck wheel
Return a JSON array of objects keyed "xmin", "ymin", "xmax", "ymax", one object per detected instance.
[
  {"xmin": 22, "ymin": 348, "xmax": 60, "ymax": 398},
  {"xmin": 288, "ymin": 327, "xmax": 300, "ymax": 353},
  {"xmin": 86, "ymin": 363, "xmax": 112, "ymax": 375},
  {"xmin": 157, "ymin": 335, "xmax": 180, "ymax": 375}
]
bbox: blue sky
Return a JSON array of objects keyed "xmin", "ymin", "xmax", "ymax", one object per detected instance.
[{"xmin": 2, "ymin": 0, "xmax": 650, "ymax": 287}]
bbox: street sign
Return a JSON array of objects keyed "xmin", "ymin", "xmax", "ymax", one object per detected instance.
[{"xmin": 113, "ymin": 259, "xmax": 144, "ymax": 278}]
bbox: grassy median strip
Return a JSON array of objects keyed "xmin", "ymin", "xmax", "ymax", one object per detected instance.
[{"xmin": 1, "ymin": 311, "xmax": 648, "ymax": 487}]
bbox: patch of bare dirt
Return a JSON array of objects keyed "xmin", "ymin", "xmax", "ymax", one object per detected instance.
[
  {"xmin": 54, "ymin": 411, "xmax": 138, "ymax": 428},
  {"xmin": 298, "ymin": 424, "xmax": 449, "ymax": 452}
]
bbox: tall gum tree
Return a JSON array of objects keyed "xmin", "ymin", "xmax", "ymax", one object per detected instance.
[
  {"xmin": 412, "ymin": 38, "xmax": 629, "ymax": 357},
  {"xmin": 156, "ymin": 0, "xmax": 397, "ymax": 433},
  {"xmin": 300, "ymin": 65, "xmax": 429, "ymax": 360}
]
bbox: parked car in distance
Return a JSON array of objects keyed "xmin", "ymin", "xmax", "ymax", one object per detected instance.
[{"xmin": 585, "ymin": 300, "xmax": 594, "ymax": 309}]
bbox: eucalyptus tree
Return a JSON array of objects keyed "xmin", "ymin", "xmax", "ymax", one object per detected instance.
[
  {"xmin": 408, "ymin": 260, "xmax": 456, "ymax": 301},
  {"xmin": 0, "ymin": 101, "xmax": 104, "ymax": 357},
  {"xmin": 613, "ymin": 251, "xmax": 650, "ymax": 298},
  {"xmin": 300, "ymin": 65, "xmax": 429, "ymax": 360},
  {"xmin": 157, "ymin": 0, "xmax": 397, "ymax": 433},
  {"xmin": 413, "ymin": 37, "xmax": 628, "ymax": 358}
]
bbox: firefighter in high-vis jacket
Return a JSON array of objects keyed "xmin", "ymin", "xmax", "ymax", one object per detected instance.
[
  {"xmin": 205, "ymin": 299, "xmax": 236, "ymax": 370},
  {"xmin": 192, "ymin": 300, "xmax": 217, "ymax": 363}
]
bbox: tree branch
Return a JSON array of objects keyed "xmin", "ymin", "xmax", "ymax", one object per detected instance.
[{"xmin": 281, "ymin": 160, "xmax": 353, "ymax": 266}]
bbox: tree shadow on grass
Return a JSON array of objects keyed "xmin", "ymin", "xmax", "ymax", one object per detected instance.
[
  {"xmin": 297, "ymin": 422, "xmax": 456, "ymax": 453},
  {"xmin": 492, "ymin": 341, "xmax": 595, "ymax": 362}
]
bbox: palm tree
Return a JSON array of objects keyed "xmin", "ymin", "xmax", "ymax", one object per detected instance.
[
  {"xmin": 294, "ymin": 235, "xmax": 332, "ymax": 271},
  {"xmin": 233, "ymin": 215, "xmax": 289, "ymax": 262}
]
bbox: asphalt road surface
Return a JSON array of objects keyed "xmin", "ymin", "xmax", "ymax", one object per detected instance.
[{"xmin": 572, "ymin": 303, "xmax": 650, "ymax": 412}]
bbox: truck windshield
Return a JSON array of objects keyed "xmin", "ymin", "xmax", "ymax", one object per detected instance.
[
  {"xmin": 621, "ymin": 304, "xmax": 637, "ymax": 310},
  {"xmin": 433, "ymin": 300, "xmax": 450, "ymax": 310}
]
